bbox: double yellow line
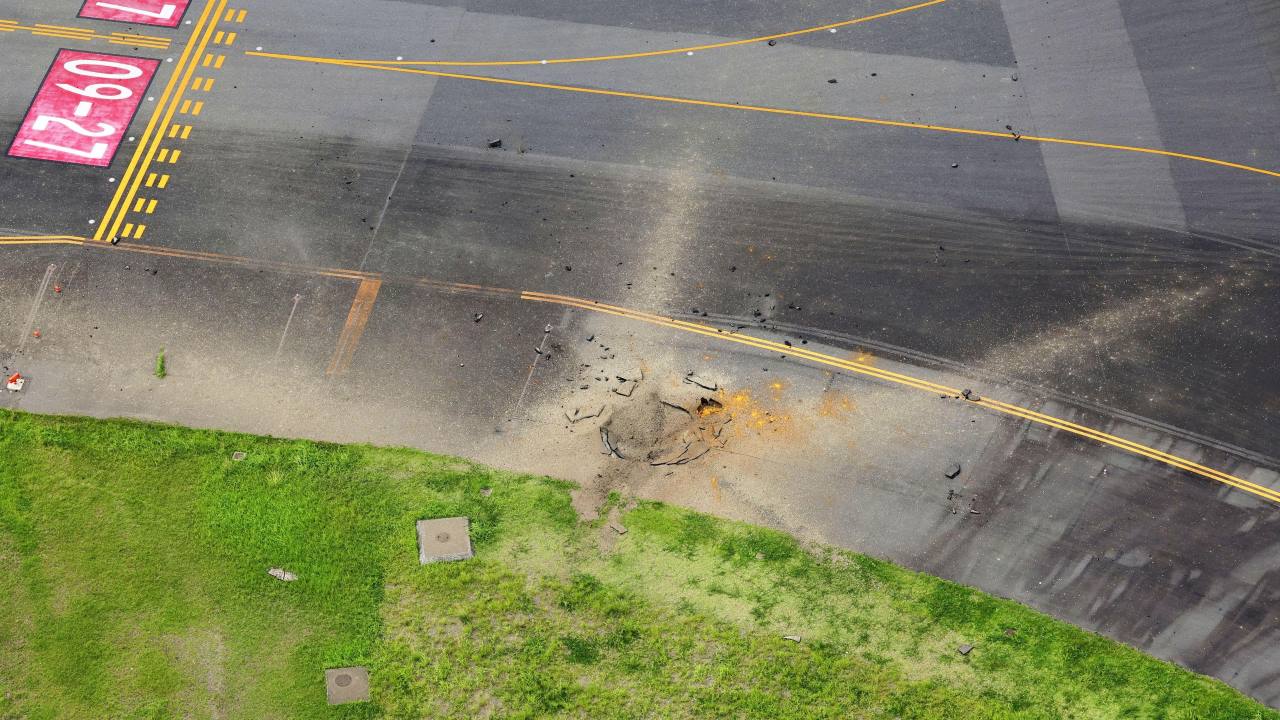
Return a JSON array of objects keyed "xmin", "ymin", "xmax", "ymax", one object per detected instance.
[
  {"xmin": 522, "ymin": 291, "xmax": 1280, "ymax": 506},
  {"xmin": 93, "ymin": 0, "xmax": 227, "ymax": 243},
  {"xmin": 3, "ymin": 233, "xmax": 1274, "ymax": 504},
  {"xmin": 0, "ymin": 20, "xmax": 170, "ymax": 49}
]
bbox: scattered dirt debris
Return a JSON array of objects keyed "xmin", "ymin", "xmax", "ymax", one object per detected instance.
[
  {"xmin": 486, "ymin": 138, "xmax": 502, "ymax": 148},
  {"xmin": 945, "ymin": 464, "xmax": 962, "ymax": 479}
]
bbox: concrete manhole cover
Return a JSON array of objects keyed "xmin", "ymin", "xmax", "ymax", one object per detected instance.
[
  {"xmin": 417, "ymin": 516, "xmax": 473, "ymax": 564},
  {"xmin": 324, "ymin": 666, "xmax": 369, "ymax": 705}
]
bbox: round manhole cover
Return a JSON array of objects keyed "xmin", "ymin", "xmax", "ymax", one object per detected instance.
[
  {"xmin": 436, "ymin": 532, "xmax": 451, "ymax": 542},
  {"xmin": 335, "ymin": 673, "xmax": 352, "ymax": 687}
]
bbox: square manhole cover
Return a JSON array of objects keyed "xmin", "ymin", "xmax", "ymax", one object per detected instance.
[
  {"xmin": 324, "ymin": 666, "xmax": 369, "ymax": 705},
  {"xmin": 416, "ymin": 516, "xmax": 473, "ymax": 564}
]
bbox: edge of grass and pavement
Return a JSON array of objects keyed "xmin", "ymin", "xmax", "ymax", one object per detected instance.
[{"xmin": 0, "ymin": 409, "xmax": 1273, "ymax": 719}]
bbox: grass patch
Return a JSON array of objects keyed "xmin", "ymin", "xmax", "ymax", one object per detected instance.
[{"xmin": 0, "ymin": 409, "xmax": 1272, "ymax": 719}]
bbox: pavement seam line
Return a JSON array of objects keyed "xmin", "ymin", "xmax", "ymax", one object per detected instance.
[
  {"xmin": 96, "ymin": 0, "xmax": 225, "ymax": 243},
  {"xmin": 340, "ymin": 0, "xmax": 947, "ymax": 67},
  {"xmin": 520, "ymin": 291, "xmax": 1280, "ymax": 506},
  {"xmin": 245, "ymin": 52, "xmax": 1280, "ymax": 182}
]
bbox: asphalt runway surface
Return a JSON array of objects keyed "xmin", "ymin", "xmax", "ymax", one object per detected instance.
[{"xmin": 3, "ymin": 0, "xmax": 1280, "ymax": 707}]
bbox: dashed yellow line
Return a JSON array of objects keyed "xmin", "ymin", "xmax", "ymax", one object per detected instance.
[
  {"xmin": 521, "ymin": 291, "xmax": 1280, "ymax": 506},
  {"xmin": 323, "ymin": 0, "xmax": 947, "ymax": 68},
  {"xmin": 247, "ymin": 51, "xmax": 1280, "ymax": 182}
]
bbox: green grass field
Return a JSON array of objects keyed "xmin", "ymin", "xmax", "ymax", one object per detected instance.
[{"xmin": 0, "ymin": 409, "xmax": 1273, "ymax": 719}]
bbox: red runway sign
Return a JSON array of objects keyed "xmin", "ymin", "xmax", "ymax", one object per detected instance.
[
  {"xmin": 78, "ymin": 0, "xmax": 191, "ymax": 28},
  {"xmin": 8, "ymin": 50, "xmax": 159, "ymax": 167}
]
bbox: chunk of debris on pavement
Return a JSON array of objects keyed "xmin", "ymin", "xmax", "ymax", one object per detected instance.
[
  {"xmin": 600, "ymin": 427, "xmax": 623, "ymax": 458},
  {"xmin": 827, "ymin": 78, "xmax": 838, "ymax": 83},
  {"xmin": 958, "ymin": 643, "xmax": 974, "ymax": 656},
  {"xmin": 945, "ymin": 464, "xmax": 961, "ymax": 479},
  {"xmin": 616, "ymin": 367, "xmax": 644, "ymax": 382},
  {"xmin": 614, "ymin": 379, "xmax": 638, "ymax": 397},
  {"xmin": 782, "ymin": 635, "xmax": 802, "ymax": 643},
  {"xmin": 486, "ymin": 138, "xmax": 502, "ymax": 148},
  {"xmin": 961, "ymin": 388, "xmax": 980, "ymax": 401},
  {"xmin": 767, "ymin": 39, "xmax": 777, "ymax": 46},
  {"xmin": 544, "ymin": 324, "xmax": 552, "ymax": 333},
  {"xmin": 586, "ymin": 334, "xmax": 594, "ymax": 342},
  {"xmin": 6, "ymin": 373, "xmax": 25, "ymax": 392},
  {"xmin": 684, "ymin": 372, "xmax": 718, "ymax": 391},
  {"xmin": 268, "ymin": 567, "xmax": 298, "ymax": 582},
  {"xmin": 951, "ymin": 163, "xmax": 959, "ymax": 168},
  {"xmin": 473, "ymin": 313, "xmax": 484, "ymax": 322},
  {"xmin": 660, "ymin": 399, "xmax": 691, "ymax": 415},
  {"xmin": 565, "ymin": 405, "xmax": 605, "ymax": 423}
]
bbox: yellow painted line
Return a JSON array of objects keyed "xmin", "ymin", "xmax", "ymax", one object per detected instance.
[
  {"xmin": 335, "ymin": 0, "xmax": 947, "ymax": 68},
  {"xmin": 179, "ymin": 99, "xmax": 191, "ymax": 114},
  {"xmin": 224, "ymin": 8, "xmax": 236, "ymax": 21},
  {"xmin": 520, "ymin": 291, "xmax": 1280, "ymax": 505},
  {"xmin": 168, "ymin": 149, "xmax": 182, "ymax": 162},
  {"xmin": 248, "ymin": 52, "xmax": 1280, "ymax": 182},
  {"xmin": 133, "ymin": 224, "xmax": 147, "ymax": 239},
  {"xmin": 213, "ymin": 54, "xmax": 225, "ymax": 69},
  {"xmin": 34, "ymin": 23, "xmax": 93, "ymax": 34},
  {"xmin": 96, "ymin": 0, "xmax": 224, "ymax": 242},
  {"xmin": 157, "ymin": 174, "xmax": 170, "ymax": 188},
  {"xmin": 109, "ymin": 38, "xmax": 170, "ymax": 49},
  {"xmin": 326, "ymin": 278, "xmax": 382, "ymax": 376},
  {"xmin": 133, "ymin": 197, "xmax": 146, "ymax": 212},
  {"xmin": 179, "ymin": 125, "xmax": 192, "ymax": 140},
  {"xmin": 191, "ymin": 101, "xmax": 203, "ymax": 116},
  {"xmin": 33, "ymin": 31, "xmax": 90, "ymax": 40},
  {"xmin": 202, "ymin": 53, "xmax": 214, "ymax": 67},
  {"xmin": 0, "ymin": 236, "xmax": 86, "ymax": 246},
  {"xmin": 122, "ymin": 222, "xmax": 135, "ymax": 238},
  {"xmin": 213, "ymin": 30, "xmax": 224, "ymax": 44},
  {"xmin": 224, "ymin": 31, "xmax": 236, "ymax": 46},
  {"xmin": 157, "ymin": 148, "xmax": 170, "ymax": 162},
  {"xmin": 145, "ymin": 199, "xmax": 158, "ymax": 214},
  {"xmin": 0, "ymin": 20, "xmax": 170, "ymax": 48},
  {"xmin": 235, "ymin": 9, "xmax": 246, "ymax": 22}
]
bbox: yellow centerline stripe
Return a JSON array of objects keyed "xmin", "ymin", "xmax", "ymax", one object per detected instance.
[
  {"xmin": 246, "ymin": 53, "xmax": 1280, "ymax": 181},
  {"xmin": 94, "ymin": 0, "xmax": 220, "ymax": 242},
  {"xmin": 520, "ymin": 291, "xmax": 1280, "ymax": 505},
  {"xmin": 345, "ymin": 0, "xmax": 946, "ymax": 67},
  {"xmin": 102, "ymin": 0, "xmax": 227, "ymax": 243},
  {"xmin": 0, "ymin": 236, "xmax": 86, "ymax": 246}
]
